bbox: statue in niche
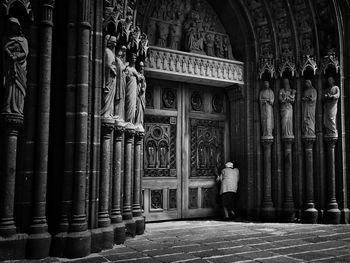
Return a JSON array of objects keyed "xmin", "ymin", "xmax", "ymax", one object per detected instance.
[
  {"xmin": 223, "ymin": 36, "xmax": 234, "ymax": 60},
  {"xmin": 323, "ymin": 76, "xmax": 340, "ymax": 136},
  {"xmin": 2, "ymin": 17, "xmax": 29, "ymax": 115},
  {"xmin": 135, "ymin": 62, "xmax": 146, "ymax": 129},
  {"xmin": 279, "ymin": 78, "xmax": 296, "ymax": 138},
  {"xmin": 147, "ymin": 141, "xmax": 156, "ymax": 168},
  {"xmin": 259, "ymin": 81, "xmax": 275, "ymax": 138},
  {"xmin": 114, "ymin": 45, "xmax": 128, "ymax": 120},
  {"xmin": 102, "ymin": 35, "xmax": 117, "ymax": 118},
  {"xmin": 302, "ymin": 80, "xmax": 317, "ymax": 137},
  {"xmin": 169, "ymin": 17, "xmax": 182, "ymax": 50},
  {"xmin": 214, "ymin": 35, "xmax": 224, "ymax": 58},
  {"xmin": 156, "ymin": 22, "xmax": 169, "ymax": 47},
  {"xmin": 125, "ymin": 52, "xmax": 141, "ymax": 124},
  {"xmin": 204, "ymin": 33, "xmax": 215, "ymax": 57},
  {"xmin": 147, "ymin": 19, "xmax": 157, "ymax": 45},
  {"xmin": 159, "ymin": 141, "xmax": 168, "ymax": 168}
]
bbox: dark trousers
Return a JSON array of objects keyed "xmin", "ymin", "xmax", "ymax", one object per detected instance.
[{"xmin": 221, "ymin": 192, "xmax": 236, "ymax": 214}]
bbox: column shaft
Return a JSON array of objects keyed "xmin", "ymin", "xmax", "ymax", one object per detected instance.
[
  {"xmin": 123, "ymin": 129, "xmax": 135, "ymax": 220},
  {"xmin": 282, "ymin": 138, "xmax": 295, "ymax": 222},
  {"xmin": 133, "ymin": 133, "xmax": 143, "ymax": 217}
]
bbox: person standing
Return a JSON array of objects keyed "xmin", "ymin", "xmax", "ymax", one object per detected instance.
[{"xmin": 216, "ymin": 162, "xmax": 239, "ymax": 220}]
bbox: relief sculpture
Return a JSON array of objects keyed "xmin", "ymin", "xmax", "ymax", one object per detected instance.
[
  {"xmin": 147, "ymin": 0, "xmax": 235, "ymax": 60},
  {"xmin": 2, "ymin": 17, "xmax": 29, "ymax": 115}
]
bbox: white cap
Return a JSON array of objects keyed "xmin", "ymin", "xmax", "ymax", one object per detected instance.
[{"xmin": 225, "ymin": 162, "xmax": 233, "ymax": 168}]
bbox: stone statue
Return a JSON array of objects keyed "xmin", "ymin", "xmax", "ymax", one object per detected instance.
[
  {"xmin": 204, "ymin": 33, "xmax": 215, "ymax": 57},
  {"xmin": 223, "ymin": 36, "xmax": 234, "ymax": 60},
  {"xmin": 156, "ymin": 22, "xmax": 169, "ymax": 47},
  {"xmin": 259, "ymin": 81, "xmax": 275, "ymax": 138},
  {"xmin": 214, "ymin": 35, "xmax": 224, "ymax": 58},
  {"xmin": 302, "ymin": 80, "xmax": 317, "ymax": 137},
  {"xmin": 323, "ymin": 76, "xmax": 340, "ymax": 136},
  {"xmin": 169, "ymin": 19, "xmax": 182, "ymax": 50},
  {"xmin": 2, "ymin": 17, "xmax": 29, "ymax": 115},
  {"xmin": 135, "ymin": 62, "xmax": 146, "ymax": 130},
  {"xmin": 101, "ymin": 35, "xmax": 117, "ymax": 118},
  {"xmin": 125, "ymin": 52, "xmax": 141, "ymax": 124},
  {"xmin": 147, "ymin": 141, "xmax": 156, "ymax": 168},
  {"xmin": 114, "ymin": 45, "xmax": 128, "ymax": 121},
  {"xmin": 279, "ymin": 78, "xmax": 296, "ymax": 138}
]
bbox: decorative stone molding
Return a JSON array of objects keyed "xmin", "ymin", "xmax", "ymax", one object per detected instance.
[
  {"xmin": 278, "ymin": 56, "xmax": 296, "ymax": 77},
  {"xmin": 300, "ymin": 55, "xmax": 318, "ymax": 76},
  {"xmin": 0, "ymin": 0, "xmax": 34, "ymax": 20},
  {"xmin": 258, "ymin": 57, "xmax": 275, "ymax": 79},
  {"xmin": 145, "ymin": 46, "xmax": 244, "ymax": 87},
  {"xmin": 321, "ymin": 51, "xmax": 340, "ymax": 74}
]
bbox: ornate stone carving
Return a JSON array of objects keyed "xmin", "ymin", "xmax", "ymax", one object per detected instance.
[
  {"xmin": 150, "ymin": 190, "xmax": 163, "ymax": 209},
  {"xmin": 1, "ymin": 17, "xmax": 29, "ymax": 115},
  {"xmin": 258, "ymin": 58, "xmax": 275, "ymax": 79},
  {"xmin": 0, "ymin": 0, "xmax": 34, "ymax": 20},
  {"xmin": 302, "ymin": 80, "xmax": 317, "ymax": 138},
  {"xmin": 279, "ymin": 79, "xmax": 296, "ymax": 139},
  {"xmin": 135, "ymin": 62, "xmax": 146, "ymax": 131},
  {"xmin": 143, "ymin": 0, "xmax": 235, "ymax": 60},
  {"xmin": 162, "ymin": 88, "xmax": 177, "ymax": 109},
  {"xmin": 146, "ymin": 46, "xmax": 244, "ymax": 85},
  {"xmin": 259, "ymin": 81, "xmax": 274, "ymax": 139},
  {"xmin": 191, "ymin": 91, "xmax": 203, "ymax": 111},
  {"xmin": 144, "ymin": 116, "xmax": 176, "ymax": 177},
  {"xmin": 278, "ymin": 56, "xmax": 296, "ymax": 77},
  {"xmin": 323, "ymin": 76, "xmax": 340, "ymax": 137},
  {"xmin": 190, "ymin": 119, "xmax": 225, "ymax": 177},
  {"xmin": 300, "ymin": 55, "xmax": 317, "ymax": 76},
  {"xmin": 212, "ymin": 94, "xmax": 224, "ymax": 113},
  {"xmin": 320, "ymin": 51, "xmax": 340, "ymax": 74}
]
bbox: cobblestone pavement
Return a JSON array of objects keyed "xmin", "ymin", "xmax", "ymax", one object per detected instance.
[{"xmin": 18, "ymin": 220, "xmax": 350, "ymax": 262}]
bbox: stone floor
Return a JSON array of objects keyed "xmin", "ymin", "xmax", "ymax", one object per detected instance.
[{"xmin": 13, "ymin": 220, "xmax": 350, "ymax": 263}]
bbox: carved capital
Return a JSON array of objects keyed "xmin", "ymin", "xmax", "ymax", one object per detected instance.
[
  {"xmin": 101, "ymin": 117, "xmax": 115, "ymax": 138},
  {"xmin": 135, "ymin": 130, "xmax": 145, "ymax": 144},
  {"xmin": 0, "ymin": 113, "xmax": 24, "ymax": 135},
  {"xmin": 282, "ymin": 136, "xmax": 295, "ymax": 144},
  {"xmin": 302, "ymin": 136, "xmax": 316, "ymax": 148},
  {"xmin": 261, "ymin": 136, "xmax": 274, "ymax": 145},
  {"xmin": 324, "ymin": 134, "xmax": 338, "ymax": 147},
  {"xmin": 125, "ymin": 126, "xmax": 136, "ymax": 142},
  {"xmin": 114, "ymin": 123, "xmax": 125, "ymax": 141}
]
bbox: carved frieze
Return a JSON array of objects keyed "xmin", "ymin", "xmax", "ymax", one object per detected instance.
[
  {"xmin": 190, "ymin": 119, "xmax": 225, "ymax": 177},
  {"xmin": 144, "ymin": 116, "xmax": 176, "ymax": 177},
  {"xmin": 146, "ymin": 46, "xmax": 244, "ymax": 85}
]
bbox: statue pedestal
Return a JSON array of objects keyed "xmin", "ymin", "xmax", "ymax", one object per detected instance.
[
  {"xmin": 324, "ymin": 135, "xmax": 341, "ymax": 224},
  {"xmin": 261, "ymin": 136, "xmax": 275, "ymax": 222},
  {"xmin": 282, "ymin": 136, "xmax": 295, "ymax": 223},
  {"xmin": 301, "ymin": 136, "xmax": 318, "ymax": 224},
  {"xmin": 0, "ymin": 114, "xmax": 28, "ymax": 260}
]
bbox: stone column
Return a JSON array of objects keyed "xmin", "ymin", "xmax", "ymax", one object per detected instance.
[
  {"xmin": 261, "ymin": 137, "xmax": 275, "ymax": 222},
  {"xmin": 123, "ymin": 126, "xmax": 136, "ymax": 237},
  {"xmin": 111, "ymin": 124, "xmax": 126, "ymax": 244},
  {"xmin": 97, "ymin": 118, "xmax": 114, "ymax": 249},
  {"xmin": 282, "ymin": 136, "xmax": 295, "ymax": 222},
  {"xmin": 27, "ymin": 0, "xmax": 55, "ymax": 259},
  {"xmin": 133, "ymin": 130, "xmax": 145, "ymax": 235},
  {"xmin": 302, "ymin": 136, "xmax": 318, "ymax": 223},
  {"xmin": 66, "ymin": 0, "xmax": 92, "ymax": 258},
  {"xmin": 324, "ymin": 135, "xmax": 341, "ymax": 224},
  {"xmin": 0, "ymin": 114, "xmax": 27, "ymax": 260}
]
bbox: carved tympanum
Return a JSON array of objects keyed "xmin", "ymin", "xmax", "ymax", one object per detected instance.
[
  {"xmin": 323, "ymin": 76, "xmax": 340, "ymax": 137},
  {"xmin": 259, "ymin": 81, "xmax": 274, "ymax": 138},
  {"xmin": 279, "ymin": 78, "xmax": 296, "ymax": 138},
  {"xmin": 2, "ymin": 17, "xmax": 29, "ymax": 115},
  {"xmin": 302, "ymin": 80, "xmax": 317, "ymax": 137}
]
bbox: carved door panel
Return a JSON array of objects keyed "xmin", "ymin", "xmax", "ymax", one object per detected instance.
[{"xmin": 142, "ymin": 79, "xmax": 229, "ymax": 221}]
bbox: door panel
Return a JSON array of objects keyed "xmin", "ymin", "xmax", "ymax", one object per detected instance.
[{"xmin": 142, "ymin": 79, "xmax": 229, "ymax": 222}]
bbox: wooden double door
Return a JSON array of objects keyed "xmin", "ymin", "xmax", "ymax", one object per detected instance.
[{"xmin": 142, "ymin": 79, "xmax": 230, "ymax": 221}]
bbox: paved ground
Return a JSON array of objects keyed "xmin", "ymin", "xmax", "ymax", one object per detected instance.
[{"xmin": 16, "ymin": 220, "xmax": 350, "ymax": 262}]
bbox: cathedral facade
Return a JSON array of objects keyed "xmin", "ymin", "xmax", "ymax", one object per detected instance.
[{"xmin": 0, "ymin": 0, "xmax": 350, "ymax": 260}]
